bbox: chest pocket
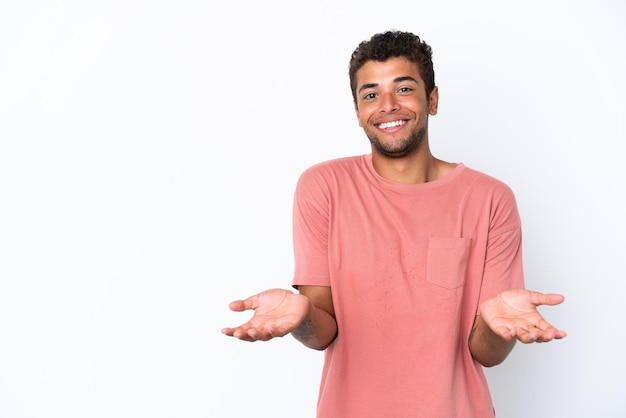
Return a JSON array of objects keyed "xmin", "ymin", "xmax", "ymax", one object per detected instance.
[{"xmin": 426, "ymin": 237, "xmax": 472, "ymax": 289}]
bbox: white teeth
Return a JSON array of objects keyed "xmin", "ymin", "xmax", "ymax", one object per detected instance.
[{"xmin": 378, "ymin": 120, "xmax": 406, "ymax": 129}]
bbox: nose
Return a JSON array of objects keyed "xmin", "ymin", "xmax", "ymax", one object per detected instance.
[{"xmin": 379, "ymin": 93, "xmax": 399, "ymax": 113}]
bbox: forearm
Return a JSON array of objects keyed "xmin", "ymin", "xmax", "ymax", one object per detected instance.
[
  {"xmin": 468, "ymin": 315, "xmax": 516, "ymax": 367},
  {"xmin": 291, "ymin": 301, "xmax": 337, "ymax": 350}
]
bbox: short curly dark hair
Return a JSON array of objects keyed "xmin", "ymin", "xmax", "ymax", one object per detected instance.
[{"xmin": 349, "ymin": 30, "xmax": 435, "ymax": 102}]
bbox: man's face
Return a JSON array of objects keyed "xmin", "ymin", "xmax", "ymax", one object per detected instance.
[{"xmin": 354, "ymin": 57, "xmax": 438, "ymax": 158}]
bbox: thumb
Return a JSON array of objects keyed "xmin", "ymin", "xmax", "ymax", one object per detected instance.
[
  {"xmin": 531, "ymin": 291, "xmax": 565, "ymax": 307},
  {"xmin": 228, "ymin": 296, "xmax": 256, "ymax": 312}
]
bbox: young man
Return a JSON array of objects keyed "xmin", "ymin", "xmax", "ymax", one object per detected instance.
[{"xmin": 222, "ymin": 30, "xmax": 566, "ymax": 417}]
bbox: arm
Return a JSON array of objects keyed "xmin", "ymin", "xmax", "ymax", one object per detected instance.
[
  {"xmin": 293, "ymin": 285, "xmax": 337, "ymax": 350},
  {"xmin": 469, "ymin": 289, "xmax": 567, "ymax": 367},
  {"xmin": 469, "ymin": 315, "xmax": 516, "ymax": 367}
]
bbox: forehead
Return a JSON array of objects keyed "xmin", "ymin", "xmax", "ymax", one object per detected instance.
[{"xmin": 355, "ymin": 56, "xmax": 423, "ymax": 88}]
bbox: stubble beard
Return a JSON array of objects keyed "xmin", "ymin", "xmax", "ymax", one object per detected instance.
[{"xmin": 368, "ymin": 125, "xmax": 427, "ymax": 159}]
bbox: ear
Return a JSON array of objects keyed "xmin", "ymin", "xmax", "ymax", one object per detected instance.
[{"xmin": 428, "ymin": 86, "xmax": 439, "ymax": 116}]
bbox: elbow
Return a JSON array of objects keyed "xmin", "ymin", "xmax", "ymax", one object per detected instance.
[
  {"xmin": 291, "ymin": 317, "xmax": 338, "ymax": 351},
  {"xmin": 470, "ymin": 341, "xmax": 516, "ymax": 368},
  {"xmin": 476, "ymin": 356, "xmax": 507, "ymax": 368},
  {"xmin": 309, "ymin": 337, "xmax": 335, "ymax": 351},
  {"xmin": 303, "ymin": 326, "xmax": 338, "ymax": 351}
]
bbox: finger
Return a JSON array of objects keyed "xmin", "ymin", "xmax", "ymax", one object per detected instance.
[
  {"xmin": 530, "ymin": 291, "xmax": 565, "ymax": 307},
  {"xmin": 535, "ymin": 317, "xmax": 568, "ymax": 340},
  {"xmin": 233, "ymin": 327, "xmax": 261, "ymax": 342},
  {"xmin": 228, "ymin": 300, "xmax": 246, "ymax": 312},
  {"xmin": 228, "ymin": 295, "xmax": 258, "ymax": 312},
  {"xmin": 510, "ymin": 318, "xmax": 546, "ymax": 343},
  {"xmin": 492, "ymin": 325, "xmax": 517, "ymax": 341},
  {"xmin": 535, "ymin": 326, "xmax": 567, "ymax": 341},
  {"xmin": 535, "ymin": 327, "xmax": 557, "ymax": 342},
  {"xmin": 516, "ymin": 323, "xmax": 567, "ymax": 343},
  {"xmin": 514, "ymin": 327, "xmax": 539, "ymax": 344},
  {"xmin": 221, "ymin": 325, "xmax": 251, "ymax": 337},
  {"xmin": 242, "ymin": 327, "xmax": 283, "ymax": 342},
  {"xmin": 222, "ymin": 320, "xmax": 258, "ymax": 338}
]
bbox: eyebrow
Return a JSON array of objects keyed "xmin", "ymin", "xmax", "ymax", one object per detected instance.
[{"xmin": 357, "ymin": 76, "xmax": 420, "ymax": 94}]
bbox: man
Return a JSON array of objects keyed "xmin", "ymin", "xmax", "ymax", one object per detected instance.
[{"xmin": 222, "ymin": 30, "xmax": 566, "ymax": 417}]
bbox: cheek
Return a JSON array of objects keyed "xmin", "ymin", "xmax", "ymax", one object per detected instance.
[
  {"xmin": 355, "ymin": 109, "xmax": 365, "ymax": 127},
  {"xmin": 355, "ymin": 105, "xmax": 376, "ymax": 128}
]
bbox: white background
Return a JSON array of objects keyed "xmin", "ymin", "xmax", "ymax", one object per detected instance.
[{"xmin": 1, "ymin": 1, "xmax": 624, "ymax": 417}]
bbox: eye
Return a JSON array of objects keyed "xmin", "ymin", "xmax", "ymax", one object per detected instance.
[
  {"xmin": 362, "ymin": 92, "xmax": 377, "ymax": 100},
  {"xmin": 398, "ymin": 86, "xmax": 413, "ymax": 94}
]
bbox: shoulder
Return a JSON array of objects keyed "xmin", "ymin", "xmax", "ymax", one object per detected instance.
[
  {"xmin": 301, "ymin": 155, "xmax": 365, "ymax": 175},
  {"xmin": 297, "ymin": 155, "xmax": 367, "ymax": 186},
  {"xmin": 458, "ymin": 165, "xmax": 516, "ymax": 197},
  {"xmin": 293, "ymin": 155, "xmax": 370, "ymax": 205},
  {"xmin": 458, "ymin": 165, "xmax": 522, "ymax": 228}
]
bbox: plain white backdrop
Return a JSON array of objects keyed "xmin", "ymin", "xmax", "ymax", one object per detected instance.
[{"xmin": 1, "ymin": 1, "xmax": 624, "ymax": 417}]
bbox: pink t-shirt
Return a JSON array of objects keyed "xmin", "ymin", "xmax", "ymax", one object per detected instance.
[{"xmin": 292, "ymin": 155, "xmax": 525, "ymax": 418}]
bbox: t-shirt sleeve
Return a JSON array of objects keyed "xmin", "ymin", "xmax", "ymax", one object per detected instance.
[
  {"xmin": 477, "ymin": 182, "xmax": 525, "ymax": 309},
  {"xmin": 291, "ymin": 167, "xmax": 331, "ymax": 288}
]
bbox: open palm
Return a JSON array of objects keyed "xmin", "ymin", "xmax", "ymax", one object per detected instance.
[
  {"xmin": 479, "ymin": 289, "xmax": 567, "ymax": 343},
  {"xmin": 222, "ymin": 288, "xmax": 310, "ymax": 342}
]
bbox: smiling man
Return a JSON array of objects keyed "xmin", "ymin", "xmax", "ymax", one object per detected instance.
[
  {"xmin": 354, "ymin": 55, "xmax": 455, "ymax": 182},
  {"xmin": 223, "ymin": 30, "xmax": 566, "ymax": 418}
]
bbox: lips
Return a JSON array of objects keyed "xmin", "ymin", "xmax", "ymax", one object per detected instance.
[{"xmin": 376, "ymin": 120, "xmax": 407, "ymax": 129}]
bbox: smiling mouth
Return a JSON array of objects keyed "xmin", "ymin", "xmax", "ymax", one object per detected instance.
[{"xmin": 377, "ymin": 120, "xmax": 406, "ymax": 129}]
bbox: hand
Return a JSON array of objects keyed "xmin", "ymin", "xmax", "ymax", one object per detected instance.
[
  {"xmin": 222, "ymin": 288, "xmax": 310, "ymax": 342},
  {"xmin": 479, "ymin": 289, "xmax": 567, "ymax": 344}
]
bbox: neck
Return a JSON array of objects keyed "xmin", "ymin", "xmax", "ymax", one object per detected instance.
[{"xmin": 371, "ymin": 149, "xmax": 454, "ymax": 184}]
